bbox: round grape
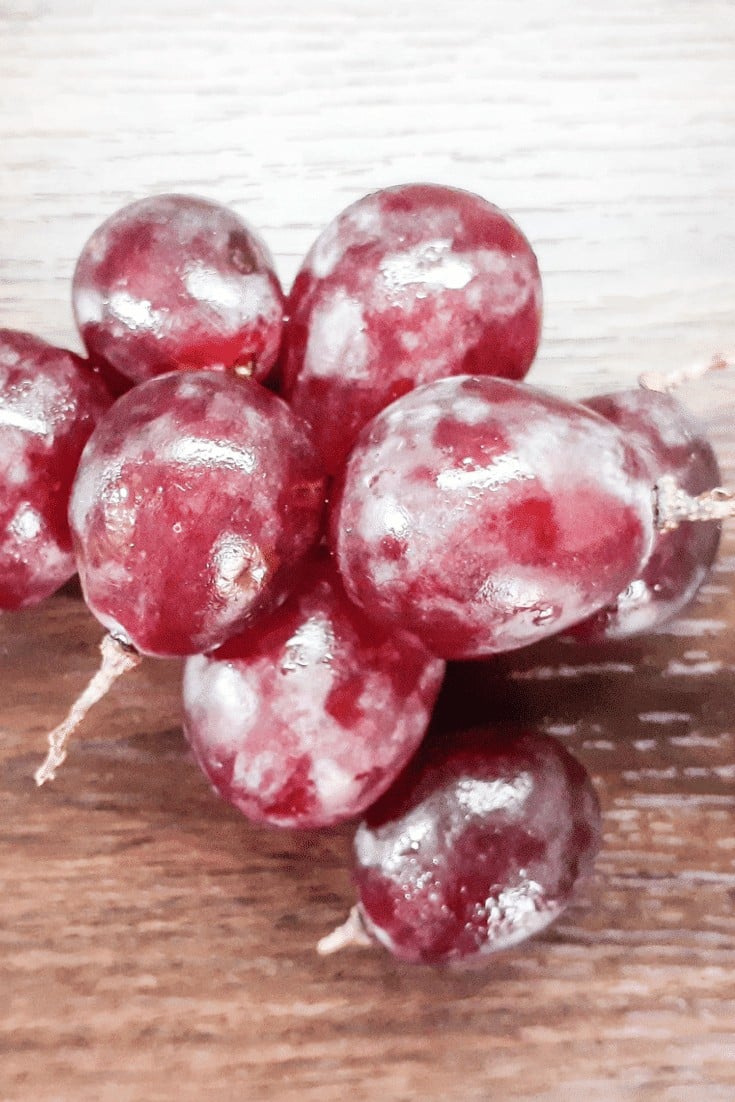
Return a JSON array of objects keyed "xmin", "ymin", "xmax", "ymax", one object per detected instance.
[
  {"xmin": 572, "ymin": 388, "xmax": 721, "ymax": 639},
  {"xmin": 281, "ymin": 183, "xmax": 542, "ymax": 472},
  {"xmin": 345, "ymin": 727, "xmax": 601, "ymax": 965},
  {"xmin": 0, "ymin": 329, "xmax": 111, "ymax": 610},
  {"xmin": 183, "ymin": 553, "xmax": 445, "ymax": 829},
  {"xmin": 72, "ymin": 194, "xmax": 284, "ymax": 385},
  {"xmin": 69, "ymin": 371, "xmax": 326, "ymax": 656},
  {"xmin": 330, "ymin": 374, "xmax": 655, "ymax": 658}
]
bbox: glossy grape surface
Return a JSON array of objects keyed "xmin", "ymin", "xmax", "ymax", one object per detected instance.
[
  {"xmin": 354, "ymin": 727, "xmax": 601, "ymax": 965},
  {"xmin": 69, "ymin": 372, "xmax": 326, "ymax": 656},
  {"xmin": 331, "ymin": 375, "xmax": 655, "ymax": 658},
  {"xmin": 73, "ymin": 194, "xmax": 284, "ymax": 385},
  {"xmin": 183, "ymin": 554, "xmax": 445, "ymax": 828},
  {"xmin": 0, "ymin": 329, "xmax": 110, "ymax": 609},
  {"xmin": 282, "ymin": 184, "xmax": 542, "ymax": 472},
  {"xmin": 574, "ymin": 389, "xmax": 721, "ymax": 639}
]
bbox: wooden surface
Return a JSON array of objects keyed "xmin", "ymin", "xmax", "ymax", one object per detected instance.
[{"xmin": 2, "ymin": 3, "xmax": 735, "ymax": 1099}]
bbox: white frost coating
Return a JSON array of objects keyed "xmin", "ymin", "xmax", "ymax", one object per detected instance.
[
  {"xmin": 281, "ymin": 616, "xmax": 335, "ymax": 671},
  {"xmin": 74, "ymin": 286, "xmax": 105, "ymax": 326},
  {"xmin": 0, "ymin": 452, "xmax": 30, "ymax": 485},
  {"xmin": 232, "ymin": 749, "xmax": 277, "ymax": 793},
  {"xmin": 307, "ymin": 221, "xmax": 347, "ymax": 280},
  {"xmin": 270, "ymin": 655, "xmax": 337, "ymax": 746},
  {"xmin": 476, "ymin": 882, "xmax": 561, "ymax": 954},
  {"xmin": 381, "ymin": 501, "xmax": 410, "ymax": 537},
  {"xmin": 174, "ymin": 378, "xmax": 207, "ymax": 401},
  {"xmin": 303, "ymin": 290, "xmax": 370, "ymax": 381},
  {"xmin": 109, "ymin": 290, "xmax": 164, "ymax": 331},
  {"xmin": 212, "ymin": 533, "xmax": 267, "ymax": 599},
  {"xmin": 455, "ymin": 772, "xmax": 533, "ymax": 818},
  {"xmin": 399, "ymin": 330, "xmax": 422, "ymax": 353},
  {"xmin": 185, "ymin": 264, "xmax": 245, "ymax": 310},
  {"xmin": 0, "ymin": 345, "xmax": 21, "ymax": 367},
  {"xmin": 0, "ymin": 361, "xmax": 75, "ymax": 438},
  {"xmin": 8, "ymin": 502, "xmax": 43, "ymax": 541},
  {"xmin": 69, "ymin": 455, "xmax": 126, "ymax": 531},
  {"xmin": 308, "ymin": 201, "xmax": 383, "ymax": 279},
  {"xmin": 184, "ymin": 265, "xmax": 278, "ymax": 326},
  {"xmin": 466, "ymin": 248, "xmax": 536, "ymax": 316},
  {"xmin": 353, "ymin": 672, "xmax": 398, "ymax": 726},
  {"xmin": 0, "ymin": 404, "xmax": 48, "ymax": 436},
  {"xmin": 32, "ymin": 538, "xmax": 73, "ymax": 583},
  {"xmin": 606, "ymin": 389, "xmax": 697, "ymax": 452},
  {"xmin": 357, "ymin": 495, "xmax": 412, "ymax": 546},
  {"xmin": 509, "ymin": 407, "xmax": 649, "ymax": 514},
  {"xmin": 169, "ymin": 436, "xmax": 257, "ymax": 473},
  {"xmin": 355, "ymin": 802, "xmax": 442, "ymax": 876},
  {"xmin": 379, "ymin": 240, "xmax": 474, "ymax": 293},
  {"xmin": 4, "ymin": 499, "xmax": 71, "ymax": 593},
  {"xmin": 349, "ymin": 200, "xmax": 383, "ymax": 236},
  {"xmin": 311, "ymin": 757, "xmax": 360, "ymax": 816},
  {"xmin": 106, "ymin": 483, "xmax": 129, "ymax": 507},
  {"xmin": 447, "ymin": 395, "xmax": 497, "ymax": 426},
  {"xmin": 437, "ymin": 453, "xmax": 534, "ymax": 493},
  {"xmin": 184, "ymin": 657, "xmax": 260, "ymax": 753}
]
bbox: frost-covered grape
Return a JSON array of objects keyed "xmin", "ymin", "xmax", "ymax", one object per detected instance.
[
  {"xmin": 183, "ymin": 553, "xmax": 445, "ymax": 828},
  {"xmin": 282, "ymin": 184, "xmax": 542, "ymax": 472},
  {"xmin": 69, "ymin": 371, "xmax": 326, "ymax": 656},
  {"xmin": 572, "ymin": 388, "xmax": 721, "ymax": 639},
  {"xmin": 330, "ymin": 375, "xmax": 655, "ymax": 658},
  {"xmin": 0, "ymin": 329, "xmax": 111, "ymax": 609},
  {"xmin": 346, "ymin": 727, "xmax": 601, "ymax": 965},
  {"xmin": 73, "ymin": 194, "xmax": 284, "ymax": 385}
]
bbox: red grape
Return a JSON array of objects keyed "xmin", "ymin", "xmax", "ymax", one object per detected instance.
[
  {"xmin": 182, "ymin": 553, "xmax": 445, "ymax": 828},
  {"xmin": 0, "ymin": 329, "xmax": 110, "ymax": 609},
  {"xmin": 72, "ymin": 194, "xmax": 284, "ymax": 386},
  {"xmin": 69, "ymin": 371, "xmax": 326, "ymax": 656},
  {"xmin": 325, "ymin": 727, "xmax": 600, "ymax": 965},
  {"xmin": 281, "ymin": 184, "xmax": 542, "ymax": 472},
  {"xmin": 573, "ymin": 388, "xmax": 721, "ymax": 639},
  {"xmin": 330, "ymin": 375, "xmax": 655, "ymax": 658}
]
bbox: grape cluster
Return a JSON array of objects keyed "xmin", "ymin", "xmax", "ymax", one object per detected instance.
[{"xmin": 2, "ymin": 186, "xmax": 730, "ymax": 967}]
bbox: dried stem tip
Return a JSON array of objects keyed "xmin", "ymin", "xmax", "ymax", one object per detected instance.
[
  {"xmin": 639, "ymin": 352, "xmax": 732, "ymax": 393},
  {"xmin": 34, "ymin": 634, "xmax": 141, "ymax": 786},
  {"xmin": 317, "ymin": 905, "xmax": 373, "ymax": 956},
  {"xmin": 655, "ymin": 474, "xmax": 735, "ymax": 533}
]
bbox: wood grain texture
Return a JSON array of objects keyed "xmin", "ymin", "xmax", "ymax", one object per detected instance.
[{"xmin": 2, "ymin": 2, "xmax": 735, "ymax": 1099}]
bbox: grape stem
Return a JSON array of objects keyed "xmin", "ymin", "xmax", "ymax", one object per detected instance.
[
  {"xmin": 317, "ymin": 905, "xmax": 373, "ymax": 955},
  {"xmin": 639, "ymin": 352, "xmax": 732, "ymax": 393},
  {"xmin": 655, "ymin": 475, "xmax": 735, "ymax": 533},
  {"xmin": 34, "ymin": 634, "xmax": 141, "ymax": 786}
]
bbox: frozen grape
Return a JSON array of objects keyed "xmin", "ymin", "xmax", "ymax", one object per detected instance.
[
  {"xmin": 330, "ymin": 375, "xmax": 655, "ymax": 658},
  {"xmin": 0, "ymin": 329, "xmax": 110, "ymax": 609},
  {"xmin": 69, "ymin": 371, "xmax": 326, "ymax": 656},
  {"xmin": 282, "ymin": 184, "xmax": 542, "ymax": 472},
  {"xmin": 572, "ymin": 387, "xmax": 721, "ymax": 639},
  {"xmin": 183, "ymin": 553, "xmax": 445, "ymax": 828},
  {"xmin": 321, "ymin": 727, "xmax": 600, "ymax": 965},
  {"xmin": 73, "ymin": 194, "xmax": 284, "ymax": 385}
]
